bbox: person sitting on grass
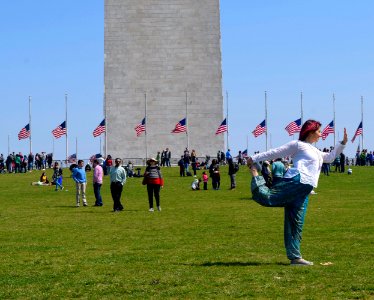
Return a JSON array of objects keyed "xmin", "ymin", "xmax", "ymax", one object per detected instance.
[
  {"xmin": 191, "ymin": 178, "xmax": 201, "ymax": 190},
  {"xmin": 31, "ymin": 172, "xmax": 51, "ymax": 186}
]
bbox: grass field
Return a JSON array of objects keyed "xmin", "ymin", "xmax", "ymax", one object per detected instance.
[{"xmin": 0, "ymin": 165, "xmax": 373, "ymax": 299}]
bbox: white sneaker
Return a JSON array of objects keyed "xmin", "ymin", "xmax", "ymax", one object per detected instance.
[
  {"xmin": 157, "ymin": 206, "xmax": 162, "ymax": 211},
  {"xmin": 290, "ymin": 258, "xmax": 314, "ymax": 266},
  {"xmin": 149, "ymin": 208, "xmax": 154, "ymax": 212}
]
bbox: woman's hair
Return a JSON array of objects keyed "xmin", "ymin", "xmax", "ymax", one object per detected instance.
[{"xmin": 299, "ymin": 119, "xmax": 321, "ymax": 141}]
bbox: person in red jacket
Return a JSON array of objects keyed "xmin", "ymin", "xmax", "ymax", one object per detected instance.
[{"xmin": 143, "ymin": 158, "xmax": 164, "ymax": 212}]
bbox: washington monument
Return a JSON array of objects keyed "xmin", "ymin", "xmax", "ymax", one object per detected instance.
[{"xmin": 104, "ymin": 0, "xmax": 224, "ymax": 160}]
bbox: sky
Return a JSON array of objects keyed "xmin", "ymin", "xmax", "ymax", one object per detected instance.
[{"xmin": 1, "ymin": 1, "xmax": 373, "ymax": 160}]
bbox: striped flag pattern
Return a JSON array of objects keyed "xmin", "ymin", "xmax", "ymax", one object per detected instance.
[
  {"xmin": 321, "ymin": 120, "xmax": 334, "ymax": 140},
  {"xmin": 215, "ymin": 118, "xmax": 228, "ymax": 135},
  {"xmin": 52, "ymin": 121, "xmax": 67, "ymax": 139},
  {"xmin": 285, "ymin": 118, "xmax": 302, "ymax": 136},
  {"xmin": 171, "ymin": 118, "xmax": 187, "ymax": 133},
  {"xmin": 351, "ymin": 121, "xmax": 363, "ymax": 143},
  {"xmin": 93, "ymin": 119, "xmax": 106, "ymax": 137},
  {"xmin": 134, "ymin": 118, "xmax": 146, "ymax": 137},
  {"xmin": 18, "ymin": 124, "xmax": 31, "ymax": 140},
  {"xmin": 252, "ymin": 120, "xmax": 266, "ymax": 137}
]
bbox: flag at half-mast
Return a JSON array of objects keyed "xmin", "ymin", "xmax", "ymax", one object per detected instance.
[
  {"xmin": 18, "ymin": 124, "xmax": 31, "ymax": 140},
  {"xmin": 52, "ymin": 121, "xmax": 67, "ymax": 139},
  {"xmin": 134, "ymin": 118, "xmax": 146, "ymax": 137},
  {"xmin": 285, "ymin": 118, "xmax": 302, "ymax": 136},
  {"xmin": 171, "ymin": 118, "xmax": 187, "ymax": 133},
  {"xmin": 215, "ymin": 118, "xmax": 227, "ymax": 135},
  {"xmin": 93, "ymin": 119, "xmax": 105, "ymax": 137},
  {"xmin": 351, "ymin": 121, "xmax": 363, "ymax": 143},
  {"xmin": 252, "ymin": 120, "xmax": 266, "ymax": 137},
  {"xmin": 321, "ymin": 120, "xmax": 334, "ymax": 140}
]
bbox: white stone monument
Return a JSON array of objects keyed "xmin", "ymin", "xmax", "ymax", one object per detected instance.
[{"xmin": 104, "ymin": 0, "xmax": 224, "ymax": 161}]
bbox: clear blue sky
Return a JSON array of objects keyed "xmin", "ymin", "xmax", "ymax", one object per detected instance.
[{"xmin": 1, "ymin": 1, "xmax": 373, "ymax": 160}]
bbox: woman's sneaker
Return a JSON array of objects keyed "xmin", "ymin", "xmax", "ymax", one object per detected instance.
[
  {"xmin": 149, "ymin": 208, "xmax": 154, "ymax": 212},
  {"xmin": 290, "ymin": 258, "xmax": 314, "ymax": 266}
]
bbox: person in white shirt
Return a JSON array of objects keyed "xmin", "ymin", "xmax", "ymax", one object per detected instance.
[{"xmin": 247, "ymin": 119, "xmax": 348, "ymax": 266}]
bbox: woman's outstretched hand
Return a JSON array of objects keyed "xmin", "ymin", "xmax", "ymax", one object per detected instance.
[{"xmin": 342, "ymin": 128, "xmax": 348, "ymax": 145}]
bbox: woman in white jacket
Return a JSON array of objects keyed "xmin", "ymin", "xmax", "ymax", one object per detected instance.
[{"xmin": 247, "ymin": 120, "xmax": 348, "ymax": 266}]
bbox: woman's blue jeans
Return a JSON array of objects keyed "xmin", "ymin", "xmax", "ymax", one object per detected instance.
[{"xmin": 251, "ymin": 174, "xmax": 313, "ymax": 260}]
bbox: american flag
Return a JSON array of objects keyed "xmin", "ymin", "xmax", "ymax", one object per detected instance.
[
  {"xmin": 134, "ymin": 118, "xmax": 146, "ymax": 137},
  {"xmin": 351, "ymin": 121, "xmax": 363, "ymax": 143},
  {"xmin": 321, "ymin": 120, "xmax": 334, "ymax": 140},
  {"xmin": 52, "ymin": 121, "xmax": 67, "ymax": 139},
  {"xmin": 215, "ymin": 118, "xmax": 227, "ymax": 135},
  {"xmin": 18, "ymin": 124, "xmax": 31, "ymax": 140},
  {"xmin": 68, "ymin": 153, "xmax": 77, "ymax": 163},
  {"xmin": 171, "ymin": 118, "xmax": 187, "ymax": 133},
  {"xmin": 93, "ymin": 119, "xmax": 105, "ymax": 137},
  {"xmin": 252, "ymin": 120, "xmax": 266, "ymax": 137},
  {"xmin": 285, "ymin": 118, "xmax": 302, "ymax": 136},
  {"xmin": 242, "ymin": 149, "xmax": 248, "ymax": 157}
]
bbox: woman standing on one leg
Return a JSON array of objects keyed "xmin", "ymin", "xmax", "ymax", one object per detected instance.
[{"xmin": 247, "ymin": 120, "xmax": 348, "ymax": 266}]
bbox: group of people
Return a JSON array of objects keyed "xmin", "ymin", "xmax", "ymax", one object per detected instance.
[
  {"xmin": 68, "ymin": 157, "xmax": 163, "ymax": 213},
  {"xmin": 355, "ymin": 149, "xmax": 374, "ymax": 166},
  {"xmin": 0, "ymin": 152, "xmax": 53, "ymax": 173},
  {"xmin": 155, "ymin": 148, "xmax": 171, "ymax": 167},
  {"xmin": 21, "ymin": 118, "xmax": 355, "ymax": 266}
]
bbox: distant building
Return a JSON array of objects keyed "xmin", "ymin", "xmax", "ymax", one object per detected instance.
[{"xmin": 104, "ymin": 0, "xmax": 224, "ymax": 159}]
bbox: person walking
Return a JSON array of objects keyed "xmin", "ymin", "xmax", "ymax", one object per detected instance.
[
  {"xmin": 143, "ymin": 158, "xmax": 164, "ymax": 212},
  {"xmin": 92, "ymin": 159, "xmax": 103, "ymax": 206},
  {"xmin": 52, "ymin": 162, "xmax": 64, "ymax": 191},
  {"xmin": 72, "ymin": 160, "xmax": 88, "ymax": 207},
  {"xmin": 109, "ymin": 158, "xmax": 127, "ymax": 212},
  {"xmin": 246, "ymin": 120, "xmax": 348, "ymax": 266}
]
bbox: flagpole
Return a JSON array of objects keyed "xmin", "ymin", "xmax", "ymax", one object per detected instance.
[
  {"xmin": 361, "ymin": 96, "xmax": 364, "ymax": 149},
  {"xmin": 186, "ymin": 91, "xmax": 189, "ymax": 149},
  {"xmin": 265, "ymin": 91, "xmax": 268, "ymax": 151},
  {"xmin": 333, "ymin": 93, "xmax": 336, "ymax": 145},
  {"xmin": 76, "ymin": 137, "xmax": 78, "ymax": 161},
  {"xmin": 29, "ymin": 96, "xmax": 32, "ymax": 154},
  {"xmin": 226, "ymin": 90, "xmax": 229, "ymax": 150},
  {"xmin": 8, "ymin": 134, "xmax": 10, "ymax": 155},
  {"xmin": 52, "ymin": 137, "xmax": 54, "ymax": 158},
  {"xmin": 104, "ymin": 91, "xmax": 107, "ymax": 157},
  {"xmin": 145, "ymin": 92, "xmax": 148, "ymax": 163},
  {"xmin": 300, "ymin": 91, "xmax": 303, "ymax": 124},
  {"xmin": 99, "ymin": 136, "xmax": 102, "ymax": 155},
  {"xmin": 65, "ymin": 93, "xmax": 68, "ymax": 166}
]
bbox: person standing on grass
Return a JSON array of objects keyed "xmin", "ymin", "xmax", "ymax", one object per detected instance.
[
  {"xmin": 246, "ymin": 120, "xmax": 348, "ymax": 266},
  {"xmin": 228, "ymin": 157, "xmax": 238, "ymax": 190},
  {"xmin": 52, "ymin": 162, "xmax": 64, "ymax": 191},
  {"xmin": 143, "ymin": 158, "xmax": 164, "ymax": 212},
  {"xmin": 92, "ymin": 159, "xmax": 103, "ymax": 206},
  {"xmin": 271, "ymin": 158, "xmax": 286, "ymax": 186},
  {"xmin": 202, "ymin": 171, "xmax": 209, "ymax": 190},
  {"xmin": 72, "ymin": 160, "xmax": 88, "ymax": 207},
  {"xmin": 110, "ymin": 158, "xmax": 127, "ymax": 212}
]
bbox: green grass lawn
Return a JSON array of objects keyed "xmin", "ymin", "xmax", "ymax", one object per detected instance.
[{"xmin": 0, "ymin": 165, "xmax": 373, "ymax": 299}]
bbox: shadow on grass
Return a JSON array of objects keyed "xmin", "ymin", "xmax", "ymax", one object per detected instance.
[{"xmin": 189, "ymin": 261, "xmax": 289, "ymax": 267}]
